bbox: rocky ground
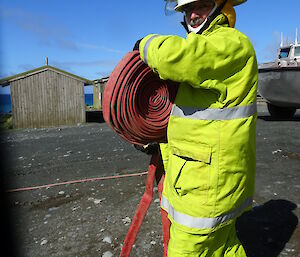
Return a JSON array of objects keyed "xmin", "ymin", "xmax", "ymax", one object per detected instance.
[{"xmin": 1, "ymin": 102, "xmax": 299, "ymax": 257}]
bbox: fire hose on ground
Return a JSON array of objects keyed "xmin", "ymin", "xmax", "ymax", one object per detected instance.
[{"xmin": 103, "ymin": 51, "xmax": 178, "ymax": 257}]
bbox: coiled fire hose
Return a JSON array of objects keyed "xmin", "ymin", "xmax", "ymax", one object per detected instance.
[
  {"xmin": 103, "ymin": 51, "xmax": 178, "ymax": 257},
  {"xmin": 103, "ymin": 50, "xmax": 177, "ymax": 146}
]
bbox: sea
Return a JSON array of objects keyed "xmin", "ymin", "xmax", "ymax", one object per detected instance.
[{"xmin": 0, "ymin": 94, "xmax": 94, "ymax": 114}]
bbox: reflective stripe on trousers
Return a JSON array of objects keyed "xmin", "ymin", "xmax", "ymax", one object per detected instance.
[
  {"xmin": 171, "ymin": 102, "xmax": 257, "ymax": 120},
  {"xmin": 161, "ymin": 196, "xmax": 253, "ymax": 229}
]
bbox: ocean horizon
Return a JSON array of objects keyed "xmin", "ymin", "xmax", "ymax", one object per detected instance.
[{"xmin": 0, "ymin": 94, "xmax": 94, "ymax": 114}]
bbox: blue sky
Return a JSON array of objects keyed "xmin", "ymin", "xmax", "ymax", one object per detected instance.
[{"xmin": 0, "ymin": 0, "xmax": 300, "ymax": 94}]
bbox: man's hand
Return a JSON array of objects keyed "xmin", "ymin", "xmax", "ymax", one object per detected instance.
[{"xmin": 134, "ymin": 142, "xmax": 159, "ymax": 155}]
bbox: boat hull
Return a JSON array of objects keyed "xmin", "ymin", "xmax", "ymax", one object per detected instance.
[{"xmin": 258, "ymin": 67, "xmax": 300, "ymax": 108}]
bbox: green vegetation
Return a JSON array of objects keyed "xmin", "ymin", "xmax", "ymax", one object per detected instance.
[
  {"xmin": 0, "ymin": 114, "xmax": 12, "ymax": 130},
  {"xmin": 85, "ymin": 104, "xmax": 102, "ymax": 111}
]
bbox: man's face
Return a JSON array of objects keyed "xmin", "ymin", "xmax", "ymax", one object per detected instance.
[{"xmin": 183, "ymin": 1, "xmax": 215, "ymax": 28}]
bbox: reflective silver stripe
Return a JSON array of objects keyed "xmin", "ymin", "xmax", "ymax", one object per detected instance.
[
  {"xmin": 143, "ymin": 35, "xmax": 159, "ymax": 65},
  {"xmin": 161, "ymin": 196, "xmax": 252, "ymax": 229},
  {"xmin": 171, "ymin": 102, "xmax": 257, "ymax": 120}
]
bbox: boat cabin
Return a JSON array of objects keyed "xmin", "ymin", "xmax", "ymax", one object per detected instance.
[{"xmin": 278, "ymin": 43, "xmax": 300, "ymax": 62}]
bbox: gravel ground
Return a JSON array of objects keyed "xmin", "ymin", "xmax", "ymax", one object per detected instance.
[{"xmin": 1, "ymin": 102, "xmax": 299, "ymax": 257}]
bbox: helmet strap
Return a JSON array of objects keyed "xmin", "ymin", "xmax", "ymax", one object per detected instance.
[
  {"xmin": 185, "ymin": 2, "xmax": 217, "ymax": 34},
  {"xmin": 182, "ymin": 0, "xmax": 228, "ymax": 34},
  {"xmin": 181, "ymin": 19, "xmax": 189, "ymax": 33},
  {"xmin": 197, "ymin": 0, "xmax": 228, "ymax": 34}
]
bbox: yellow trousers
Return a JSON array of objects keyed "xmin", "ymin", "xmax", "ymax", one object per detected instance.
[{"xmin": 167, "ymin": 221, "xmax": 247, "ymax": 257}]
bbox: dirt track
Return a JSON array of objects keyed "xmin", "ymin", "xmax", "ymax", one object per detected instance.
[{"xmin": 1, "ymin": 102, "xmax": 300, "ymax": 257}]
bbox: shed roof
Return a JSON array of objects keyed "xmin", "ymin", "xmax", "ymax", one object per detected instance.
[
  {"xmin": 0, "ymin": 65, "xmax": 93, "ymax": 87},
  {"xmin": 93, "ymin": 76, "xmax": 110, "ymax": 84}
]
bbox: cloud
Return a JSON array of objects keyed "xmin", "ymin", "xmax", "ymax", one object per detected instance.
[
  {"xmin": 49, "ymin": 59, "xmax": 116, "ymax": 78},
  {"xmin": 18, "ymin": 64, "xmax": 37, "ymax": 71},
  {"xmin": 260, "ymin": 31, "xmax": 281, "ymax": 62},
  {"xmin": 77, "ymin": 43, "xmax": 126, "ymax": 54},
  {"xmin": 0, "ymin": 71, "xmax": 15, "ymax": 79},
  {"xmin": 51, "ymin": 59, "xmax": 118, "ymax": 69},
  {"xmin": 0, "ymin": 6, "xmax": 78, "ymax": 50},
  {"xmin": 96, "ymin": 70, "xmax": 112, "ymax": 78},
  {"xmin": 259, "ymin": 30, "xmax": 299, "ymax": 63},
  {"xmin": 0, "ymin": 6, "xmax": 127, "ymax": 55},
  {"xmin": 0, "ymin": 5, "xmax": 129, "ymax": 59}
]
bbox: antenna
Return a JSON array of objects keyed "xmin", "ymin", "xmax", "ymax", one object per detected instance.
[
  {"xmin": 280, "ymin": 32, "xmax": 283, "ymax": 47},
  {"xmin": 285, "ymin": 36, "xmax": 288, "ymax": 46},
  {"xmin": 45, "ymin": 56, "xmax": 48, "ymax": 65},
  {"xmin": 296, "ymin": 28, "xmax": 298, "ymax": 45}
]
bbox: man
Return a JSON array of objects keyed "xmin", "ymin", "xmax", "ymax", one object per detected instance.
[{"xmin": 136, "ymin": 0, "xmax": 257, "ymax": 256}]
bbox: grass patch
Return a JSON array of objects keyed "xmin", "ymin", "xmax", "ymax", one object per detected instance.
[{"xmin": 0, "ymin": 113, "xmax": 12, "ymax": 130}]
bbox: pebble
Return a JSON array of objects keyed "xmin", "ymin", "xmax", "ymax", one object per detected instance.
[
  {"xmin": 44, "ymin": 214, "xmax": 51, "ymax": 219},
  {"xmin": 49, "ymin": 207, "xmax": 59, "ymax": 212},
  {"xmin": 103, "ymin": 236, "xmax": 112, "ymax": 244},
  {"xmin": 285, "ymin": 248, "xmax": 295, "ymax": 252},
  {"xmin": 102, "ymin": 251, "xmax": 113, "ymax": 257},
  {"xmin": 272, "ymin": 149, "xmax": 282, "ymax": 154},
  {"xmin": 122, "ymin": 217, "xmax": 131, "ymax": 225},
  {"xmin": 40, "ymin": 239, "xmax": 48, "ymax": 245},
  {"xmin": 274, "ymin": 181, "xmax": 285, "ymax": 185},
  {"xmin": 72, "ymin": 206, "xmax": 80, "ymax": 211},
  {"xmin": 94, "ymin": 198, "xmax": 106, "ymax": 204}
]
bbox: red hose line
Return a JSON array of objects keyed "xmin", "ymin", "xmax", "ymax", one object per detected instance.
[
  {"xmin": 103, "ymin": 51, "xmax": 175, "ymax": 257},
  {"xmin": 6, "ymin": 172, "xmax": 148, "ymax": 193},
  {"xmin": 120, "ymin": 154, "xmax": 158, "ymax": 257}
]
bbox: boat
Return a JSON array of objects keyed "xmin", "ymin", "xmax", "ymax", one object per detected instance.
[{"xmin": 258, "ymin": 30, "xmax": 300, "ymax": 118}]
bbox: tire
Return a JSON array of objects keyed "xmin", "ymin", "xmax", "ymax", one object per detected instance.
[{"xmin": 267, "ymin": 103, "xmax": 296, "ymax": 119}]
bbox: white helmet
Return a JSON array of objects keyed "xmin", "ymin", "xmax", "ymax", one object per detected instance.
[
  {"xmin": 175, "ymin": 0, "xmax": 202, "ymax": 12},
  {"xmin": 170, "ymin": 0, "xmax": 247, "ymax": 12}
]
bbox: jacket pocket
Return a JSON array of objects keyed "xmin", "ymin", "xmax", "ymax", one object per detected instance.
[{"xmin": 168, "ymin": 144, "xmax": 212, "ymax": 201}]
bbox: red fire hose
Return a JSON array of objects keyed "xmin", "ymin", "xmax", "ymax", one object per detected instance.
[
  {"xmin": 103, "ymin": 50, "xmax": 177, "ymax": 146},
  {"xmin": 103, "ymin": 51, "xmax": 178, "ymax": 256}
]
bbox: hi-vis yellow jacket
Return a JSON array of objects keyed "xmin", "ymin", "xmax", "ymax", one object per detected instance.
[{"xmin": 139, "ymin": 14, "xmax": 258, "ymax": 234}]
